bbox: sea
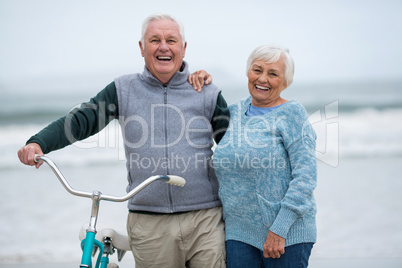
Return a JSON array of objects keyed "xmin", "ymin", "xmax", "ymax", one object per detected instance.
[{"xmin": 1, "ymin": 79, "xmax": 402, "ymax": 267}]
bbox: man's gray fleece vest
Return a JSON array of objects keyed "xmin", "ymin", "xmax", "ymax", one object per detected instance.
[{"xmin": 115, "ymin": 62, "xmax": 222, "ymax": 213}]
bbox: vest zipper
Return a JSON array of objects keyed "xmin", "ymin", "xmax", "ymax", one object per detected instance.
[{"xmin": 163, "ymin": 86, "xmax": 174, "ymax": 213}]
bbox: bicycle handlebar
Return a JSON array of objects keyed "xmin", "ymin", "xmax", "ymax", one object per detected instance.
[{"xmin": 34, "ymin": 155, "xmax": 186, "ymax": 202}]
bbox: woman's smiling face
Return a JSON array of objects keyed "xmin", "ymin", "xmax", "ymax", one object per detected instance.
[{"xmin": 247, "ymin": 58, "xmax": 288, "ymax": 107}]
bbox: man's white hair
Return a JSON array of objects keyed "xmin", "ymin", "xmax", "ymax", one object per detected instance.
[{"xmin": 140, "ymin": 13, "xmax": 186, "ymax": 48}]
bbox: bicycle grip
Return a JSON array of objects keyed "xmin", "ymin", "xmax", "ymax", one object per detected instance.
[
  {"xmin": 34, "ymin": 154, "xmax": 43, "ymax": 163},
  {"xmin": 167, "ymin": 175, "xmax": 186, "ymax": 187}
]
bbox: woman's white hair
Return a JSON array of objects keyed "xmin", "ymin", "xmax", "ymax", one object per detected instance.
[
  {"xmin": 140, "ymin": 13, "xmax": 186, "ymax": 48},
  {"xmin": 246, "ymin": 44, "xmax": 295, "ymax": 86}
]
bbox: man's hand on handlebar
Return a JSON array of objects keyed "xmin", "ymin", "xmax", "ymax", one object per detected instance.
[{"xmin": 17, "ymin": 143, "xmax": 44, "ymax": 169}]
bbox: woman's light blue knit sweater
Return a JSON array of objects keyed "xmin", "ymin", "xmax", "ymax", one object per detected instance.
[{"xmin": 213, "ymin": 97, "xmax": 317, "ymax": 250}]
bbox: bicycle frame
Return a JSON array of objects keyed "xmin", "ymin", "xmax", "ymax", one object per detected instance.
[{"xmin": 34, "ymin": 155, "xmax": 185, "ymax": 268}]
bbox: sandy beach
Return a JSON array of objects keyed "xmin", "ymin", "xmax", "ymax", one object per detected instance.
[
  {"xmin": 1, "ymin": 156, "xmax": 402, "ymax": 267},
  {"xmin": 2, "ymin": 258, "xmax": 402, "ymax": 267}
]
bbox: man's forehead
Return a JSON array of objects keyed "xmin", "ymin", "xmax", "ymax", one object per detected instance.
[{"xmin": 145, "ymin": 20, "xmax": 180, "ymax": 36}]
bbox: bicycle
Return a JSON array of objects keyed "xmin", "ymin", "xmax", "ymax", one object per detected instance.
[{"xmin": 34, "ymin": 155, "xmax": 186, "ymax": 268}]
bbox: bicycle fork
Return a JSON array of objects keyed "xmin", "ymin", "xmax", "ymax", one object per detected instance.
[{"xmin": 80, "ymin": 191, "xmax": 105, "ymax": 268}]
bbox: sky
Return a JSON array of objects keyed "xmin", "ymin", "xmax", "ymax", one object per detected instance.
[{"xmin": 1, "ymin": 0, "xmax": 401, "ymax": 94}]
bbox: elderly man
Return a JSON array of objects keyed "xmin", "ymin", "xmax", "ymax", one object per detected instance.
[{"xmin": 18, "ymin": 14, "xmax": 228, "ymax": 268}]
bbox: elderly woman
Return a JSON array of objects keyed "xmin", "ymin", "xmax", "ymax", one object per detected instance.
[{"xmin": 190, "ymin": 44, "xmax": 317, "ymax": 267}]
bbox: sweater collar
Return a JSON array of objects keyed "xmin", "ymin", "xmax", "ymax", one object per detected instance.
[
  {"xmin": 240, "ymin": 96, "xmax": 296, "ymax": 117},
  {"xmin": 141, "ymin": 61, "xmax": 190, "ymax": 88}
]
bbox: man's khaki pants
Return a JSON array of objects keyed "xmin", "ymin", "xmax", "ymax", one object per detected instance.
[{"xmin": 127, "ymin": 207, "xmax": 226, "ymax": 268}]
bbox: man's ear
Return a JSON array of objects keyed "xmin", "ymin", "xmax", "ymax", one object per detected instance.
[
  {"xmin": 139, "ymin": 41, "xmax": 144, "ymax": 57},
  {"xmin": 182, "ymin": 42, "xmax": 187, "ymax": 58}
]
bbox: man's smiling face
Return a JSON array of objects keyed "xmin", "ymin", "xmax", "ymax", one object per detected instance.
[{"xmin": 139, "ymin": 19, "xmax": 187, "ymax": 85}]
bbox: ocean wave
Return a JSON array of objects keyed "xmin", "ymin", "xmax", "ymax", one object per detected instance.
[
  {"xmin": 2, "ymin": 101, "xmax": 401, "ymax": 126},
  {"xmin": 1, "ymin": 123, "xmax": 125, "ymax": 171},
  {"xmin": 2, "ymin": 108, "xmax": 402, "ymax": 170},
  {"xmin": 310, "ymin": 107, "xmax": 402, "ymax": 165}
]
